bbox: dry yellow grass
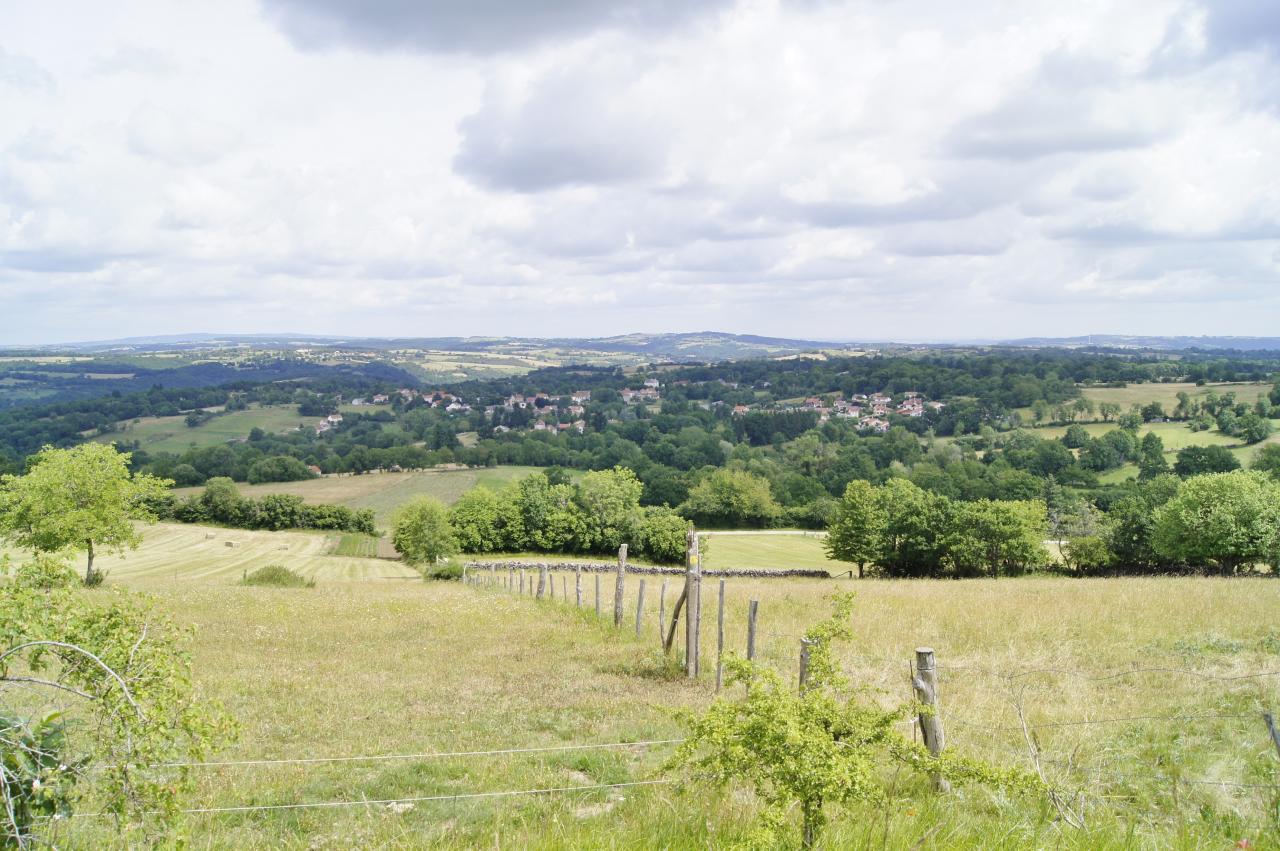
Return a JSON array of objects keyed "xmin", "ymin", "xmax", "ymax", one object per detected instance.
[{"xmin": 36, "ymin": 537, "xmax": 1280, "ymax": 848}]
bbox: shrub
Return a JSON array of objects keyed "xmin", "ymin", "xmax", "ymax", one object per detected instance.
[
  {"xmin": 7, "ymin": 553, "xmax": 80, "ymax": 590},
  {"xmin": 421, "ymin": 561, "xmax": 463, "ymax": 581},
  {"xmin": 393, "ymin": 497, "xmax": 459, "ymax": 568},
  {"xmin": 239, "ymin": 564, "xmax": 315, "ymax": 588}
]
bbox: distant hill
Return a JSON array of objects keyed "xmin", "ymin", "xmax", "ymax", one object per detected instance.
[
  {"xmin": 12, "ymin": 331, "xmax": 848, "ymax": 361},
  {"xmin": 997, "ymin": 335, "xmax": 1280, "ymax": 352}
]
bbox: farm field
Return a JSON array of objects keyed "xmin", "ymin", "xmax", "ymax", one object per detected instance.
[
  {"xmin": 93, "ymin": 404, "xmax": 309, "ymax": 454},
  {"xmin": 701, "ymin": 530, "xmax": 834, "ymax": 572},
  {"xmin": 1, "ymin": 522, "xmax": 417, "ymax": 582},
  {"xmin": 1026, "ymin": 420, "xmax": 1280, "ymax": 483},
  {"xmin": 173, "ymin": 465, "xmax": 561, "ymax": 526},
  {"xmin": 1080, "ymin": 381, "xmax": 1273, "ymax": 410},
  {"xmin": 55, "ymin": 560, "xmax": 1280, "ymax": 849}
]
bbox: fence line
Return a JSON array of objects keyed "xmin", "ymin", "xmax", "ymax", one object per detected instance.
[
  {"xmin": 162, "ymin": 738, "xmax": 684, "ymax": 769},
  {"xmin": 948, "ymin": 711, "xmax": 1258, "ymax": 733},
  {"xmin": 73, "ymin": 779, "xmax": 675, "ymax": 818}
]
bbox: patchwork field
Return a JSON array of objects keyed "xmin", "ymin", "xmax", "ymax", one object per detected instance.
[
  {"xmin": 50, "ymin": 556, "xmax": 1280, "ymax": 849},
  {"xmin": 93, "ymin": 404, "xmax": 309, "ymax": 453}
]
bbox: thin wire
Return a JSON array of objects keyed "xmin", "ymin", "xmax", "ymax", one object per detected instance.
[
  {"xmin": 163, "ymin": 739, "xmax": 684, "ymax": 769},
  {"xmin": 73, "ymin": 779, "xmax": 675, "ymax": 818},
  {"xmin": 948, "ymin": 712, "xmax": 1255, "ymax": 733}
]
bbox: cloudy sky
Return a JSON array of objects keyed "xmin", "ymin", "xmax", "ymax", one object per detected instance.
[{"xmin": 2, "ymin": 0, "xmax": 1278, "ymax": 344}]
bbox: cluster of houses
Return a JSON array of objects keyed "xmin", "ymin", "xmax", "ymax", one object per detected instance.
[{"xmin": 731, "ymin": 391, "xmax": 944, "ymax": 433}]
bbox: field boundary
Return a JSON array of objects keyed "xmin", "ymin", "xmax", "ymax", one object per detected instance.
[{"xmin": 465, "ymin": 560, "xmax": 832, "ymax": 579}]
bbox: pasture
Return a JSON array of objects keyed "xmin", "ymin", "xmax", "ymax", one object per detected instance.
[
  {"xmin": 93, "ymin": 404, "xmax": 309, "ymax": 454},
  {"xmin": 1080, "ymin": 381, "xmax": 1272, "ymax": 410},
  {"xmin": 52, "ymin": 551, "xmax": 1280, "ymax": 849}
]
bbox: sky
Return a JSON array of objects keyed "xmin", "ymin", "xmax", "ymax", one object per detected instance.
[{"xmin": 1, "ymin": 0, "xmax": 1278, "ymax": 345}]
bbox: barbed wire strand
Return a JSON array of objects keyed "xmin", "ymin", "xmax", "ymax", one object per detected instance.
[
  {"xmin": 72, "ymin": 778, "xmax": 675, "ymax": 818},
  {"xmin": 161, "ymin": 738, "xmax": 683, "ymax": 769}
]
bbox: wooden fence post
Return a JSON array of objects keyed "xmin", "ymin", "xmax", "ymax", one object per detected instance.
[
  {"xmin": 575, "ymin": 566, "xmax": 582, "ymax": 608},
  {"xmin": 562, "ymin": 576, "xmax": 567, "ymax": 602},
  {"xmin": 685, "ymin": 530, "xmax": 701, "ymax": 678},
  {"xmin": 658, "ymin": 580, "xmax": 668, "ymax": 643},
  {"xmin": 508, "ymin": 566, "xmax": 513, "ymax": 591},
  {"xmin": 635, "ymin": 578, "xmax": 646, "ymax": 638},
  {"xmin": 461, "ymin": 564, "xmax": 468, "ymax": 584},
  {"xmin": 1265, "ymin": 712, "xmax": 1280, "ymax": 760},
  {"xmin": 799, "ymin": 639, "xmax": 813, "ymax": 692},
  {"xmin": 746, "ymin": 599, "xmax": 759, "ymax": 661},
  {"xmin": 537, "ymin": 565, "xmax": 547, "ymax": 600},
  {"xmin": 549, "ymin": 570, "xmax": 555, "ymax": 600},
  {"xmin": 614, "ymin": 544, "xmax": 628, "ymax": 628},
  {"xmin": 715, "ymin": 579, "xmax": 726, "ymax": 691},
  {"xmin": 519, "ymin": 570, "xmax": 525, "ymax": 596},
  {"xmin": 595, "ymin": 573, "xmax": 601, "ymax": 617},
  {"xmin": 912, "ymin": 647, "xmax": 950, "ymax": 793}
]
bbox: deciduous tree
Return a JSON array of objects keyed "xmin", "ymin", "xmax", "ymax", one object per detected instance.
[{"xmin": 0, "ymin": 444, "xmax": 171, "ymax": 584}]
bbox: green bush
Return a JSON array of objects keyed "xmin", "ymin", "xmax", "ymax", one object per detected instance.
[
  {"xmin": 239, "ymin": 564, "xmax": 315, "ymax": 588},
  {"xmin": 422, "ymin": 561, "xmax": 463, "ymax": 581},
  {"xmin": 7, "ymin": 554, "xmax": 80, "ymax": 590}
]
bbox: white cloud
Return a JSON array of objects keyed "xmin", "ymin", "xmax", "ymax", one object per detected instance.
[{"xmin": 0, "ymin": 0, "xmax": 1277, "ymax": 344}]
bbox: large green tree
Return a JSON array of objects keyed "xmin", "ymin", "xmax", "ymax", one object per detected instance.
[
  {"xmin": 945, "ymin": 499, "xmax": 1049, "ymax": 578},
  {"xmin": 680, "ymin": 469, "xmax": 781, "ymax": 529},
  {"xmin": 392, "ymin": 497, "xmax": 459, "ymax": 568},
  {"xmin": 1173, "ymin": 445, "xmax": 1241, "ymax": 476},
  {"xmin": 0, "ymin": 444, "xmax": 171, "ymax": 584},
  {"xmin": 1152, "ymin": 471, "xmax": 1280, "ymax": 575},
  {"xmin": 574, "ymin": 466, "xmax": 643, "ymax": 551},
  {"xmin": 824, "ymin": 480, "xmax": 884, "ymax": 578}
]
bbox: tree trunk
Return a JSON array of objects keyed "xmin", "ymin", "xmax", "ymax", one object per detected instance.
[
  {"xmin": 85, "ymin": 539, "xmax": 95, "ymax": 584},
  {"xmin": 801, "ymin": 797, "xmax": 822, "ymax": 849},
  {"xmin": 857, "ymin": 562, "xmax": 863, "ymax": 579}
]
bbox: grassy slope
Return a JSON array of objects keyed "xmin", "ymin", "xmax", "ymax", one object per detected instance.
[
  {"xmin": 93, "ymin": 405, "xmax": 309, "ymax": 454},
  {"xmin": 59, "ymin": 568, "xmax": 1280, "ymax": 849}
]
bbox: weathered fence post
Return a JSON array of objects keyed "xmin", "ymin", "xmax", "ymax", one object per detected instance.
[
  {"xmin": 912, "ymin": 647, "xmax": 950, "ymax": 792},
  {"xmin": 461, "ymin": 564, "xmax": 468, "ymax": 584},
  {"xmin": 746, "ymin": 599, "xmax": 759, "ymax": 661},
  {"xmin": 549, "ymin": 570, "xmax": 555, "ymax": 600},
  {"xmin": 716, "ymin": 578, "xmax": 726, "ymax": 691},
  {"xmin": 798, "ymin": 638, "xmax": 815, "ymax": 693},
  {"xmin": 575, "ymin": 566, "xmax": 583, "ymax": 608},
  {"xmin": 1265, "ymin": 712, "xmax": 1280, "ymax": 760},
  {"xmin": 537, "ymin": 565, "xmax": 547, "ymax": 600},
  {"xmin": 562, "ymin": 576, "xmax": 567, "ymax": 602},
  {"xmin": 658, "ymin": 580, "xmax": 668, "ymax": 643},
  {"xmin": 635, "ymin": 578, "xmax": 646, "ymax": 638},
  {"xmin": 685, "ymin": 530, "xmax": 701, "ymax": 678},
  {"xmin": 614, "ymin": 544, "xmax": 628, "ymax": 628},
  {"xmin": 519, "ymin": 569, "xmax": 525, "ymax": 596},
  {"xmin": 595, "ymin": 573, "xmax": 601, "ymax": 617},
  {"xmin": 508, "ymin": 566, "xmax": 514, "ymax": 591}
]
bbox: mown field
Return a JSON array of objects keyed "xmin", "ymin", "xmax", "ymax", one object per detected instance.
[
  {"xmin": 52, "ymin": 553, "xmax": 1280, "ymax": 849},
  {"xmin": 93, "ymin": 404, "xmax": 309, "ymax": 454},
  {"xmin": 173, "ymin": 465, "xmax": 558, "ymax": 526}
]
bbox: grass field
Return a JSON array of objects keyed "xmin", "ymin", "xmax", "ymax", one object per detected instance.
[
  {"xmin": 49, "ymin": 557, "xmax": 1280, "ymax": 849},
  {"xmin": 701, "ymin": 531, "xmax": 834, "ymax": 572},
  {"xmin": 173, "ymin": 465, "xmax": 557, "ymax": 527},
  {"xmin": 93, "ymin": 404, "xmax": 308, "ymax": 454},
  {"xmin": 1026, "ymin": 420, "xmax": 1280, "ymax": 483},
  {"xmin": 1, "ymin": 522, "xmax": 418, "ymax": 582},
  {"xmin": 332, "ymin": 533, "xmax": 381, "ymax": 558},
  {"xmin": 1081, "ymin": 381, "xmax": 1273, "ymax": 410}
]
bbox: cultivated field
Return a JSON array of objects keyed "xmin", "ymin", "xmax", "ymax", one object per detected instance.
[
  {"xmin": 93, "ymin": 404, "xmax": 310, "ymax": 454},
  {"xmin": 173, "ymin": 465, "xmax": 556, "ymax": 526},
  {"xmin": 1, "ymin": 522, "xmax": 417, "ymax": 582},
  {"xmin": 54, "ymin": 558, "xmax": 1280, "ymax": 849}
]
